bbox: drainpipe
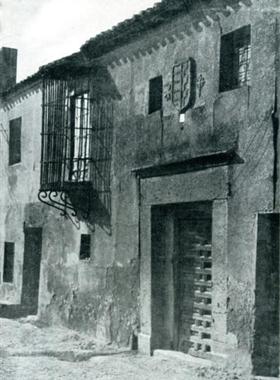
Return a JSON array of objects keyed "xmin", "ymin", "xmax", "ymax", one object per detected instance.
[
  {"xmin": 136, "ymin": 173, "xmax": 142, "ymax": 350},
  {"xmin": 272, "ymin": 78, "xmax": 279, "ymax": 211},
  {"xmin": 274, "ymin": 14, "xmax": 280, "ymax": 378},
  {"xmin": 136, "ymin": 174, "xmax": 142, "ymax": 261},
  {"xmin": 275, "ymin": 17, "xmax": 280, "ymax": 211}
]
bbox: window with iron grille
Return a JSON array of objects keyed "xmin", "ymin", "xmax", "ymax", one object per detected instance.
[
  {"xmin": 219, "ymin": 25, "xmax": 251, "ymax": 92},
  {"xmin": 79, "ymin": 234, "xmax": 91, "ymax": 260},
  {"xmin": 9, "ymin": 117, "xmax": 21, "ymax": 165},
  {"xmin": 149, "ymin": 76, "xmax": 163, "ymax": 114},
  {"xmin": 39, "ymin": 78, "xmax": 113, "ymax": 221},
  {"xmin": 69, "ymin": 93, "xmax": 91, "ymax": 182},
  {"xmin": 3, "ymin": 242, "xmax": 15, "ymax": 283}
]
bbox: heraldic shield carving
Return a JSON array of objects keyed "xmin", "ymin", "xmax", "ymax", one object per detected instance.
[{"xmin": 172, "ymin": 58, "xmax": 196, "ymax": 113}]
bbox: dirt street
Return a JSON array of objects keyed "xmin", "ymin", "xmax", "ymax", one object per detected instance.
[
  {"xmin": 0, "ymin": 318, "xmax": 271, "ymax": 380},
  {"xmin": 0, "ymin": 353, "xmax": 251, "ymax": 380}
]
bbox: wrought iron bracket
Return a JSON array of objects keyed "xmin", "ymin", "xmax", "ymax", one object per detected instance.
[
  {"xmin": 38, "ymin": 190, "xmax": 81, "ymax": 229},
  {"xmin": 38, "ymin": 184, "xmax": 93, "ymax": 229}
]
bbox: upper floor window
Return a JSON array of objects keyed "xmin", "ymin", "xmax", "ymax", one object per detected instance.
[
  {"xmin": 69, "ymin": 93, "xmax": 91, "ymax": 182},
  {"xmin": 219, "ymin": 25, "xmax": 251, "ymax": 92},
  {"xmin": 3, "ymin": 242, "xmax": 15, "ymax": 283},
  {"xmin": 9, "ymin": 117, "xmax": 21, "ymax": 165},
  {"xmin": 39, "ymin": 78, "xmax": 113, "ymax": 222},
  {"xmin": 149, "ymin": 75, "xmax": 163, "ymax": 114}
]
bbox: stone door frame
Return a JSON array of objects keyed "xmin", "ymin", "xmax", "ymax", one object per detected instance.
[{"xmin": 138, "ymin": 166, "xmax": 229, "ymax": 358}]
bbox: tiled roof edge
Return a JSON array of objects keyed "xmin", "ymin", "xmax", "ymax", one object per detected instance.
[{"xmin": 80, "ymin": 0, "xmax": 252, "ymax": 59}]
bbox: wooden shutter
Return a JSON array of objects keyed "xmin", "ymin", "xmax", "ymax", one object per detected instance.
[
  {"xmin": 3, "ymin": 242, "xmax": 15, "ymax": 283},
  {"xmin": 9, "ymin": 117, "xmax": 21, "ymax": 165},
  {"xmin": 149, "ymin": 76, "xmax": 163, "ymax": 114}
]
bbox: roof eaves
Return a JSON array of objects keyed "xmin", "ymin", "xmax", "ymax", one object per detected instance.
[
  {"xmin": 80, "ymin": 0, "xmax": 252, "ymax": 60},
  {"xmin": 0, "ymin": 53, "xmax": 84, "ymax": 97},
  {"xmin": 80, "ymin": 0, "xmax": 188, "ymax": 58},
  {"xmin": 1, "ymin": 72, "xmax": 42, "ymax": 98}
]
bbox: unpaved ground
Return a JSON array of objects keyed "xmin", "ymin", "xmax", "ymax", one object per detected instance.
[
  {"xmin": 0, "ymin": 353, "xmax": 250, "ymax": 380},
  {"xmin": 0, "ymin": 318, "xmax": 271, "ymax": 380},
  {"xmin": 0, "ymin": 317, "xmax": 106, "ymax": 353}
]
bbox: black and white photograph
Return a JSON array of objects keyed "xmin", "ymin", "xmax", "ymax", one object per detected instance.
[{"xmin": 0, "ymin": 0, "xmax": 279, "ymax": 378}]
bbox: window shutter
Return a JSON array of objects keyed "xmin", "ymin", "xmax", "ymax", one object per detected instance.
[
  {"xmin": 79, "ymin": 234, "xmax": 91, "ymax": 260},
  {"xmin": 149, "ymin": 76, "xmax": 163, "ymax": 114},
  {"xmin": 9, "ymin": 117, "xmax": 21, "ymax": 165},
  {"xmin": 3, "ymin": 242, "xmax": 15, "ymax": 283},
  {"xmin": 219, "ymin": 25, "xmax": 251, "ymax": 92},
  {"xmin": 219, "ymin": 32, "xmax": 234, "ymax": 92}
]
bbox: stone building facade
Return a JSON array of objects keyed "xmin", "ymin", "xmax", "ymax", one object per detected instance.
[{"xmin": 0, "ymin": 0, "xmax": 279, "ymax": 376}]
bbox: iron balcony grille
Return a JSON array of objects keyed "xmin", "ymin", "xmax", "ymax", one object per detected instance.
[{"xmin": 40, "ymin": 78, "xmax": 113, "ymax": 222}]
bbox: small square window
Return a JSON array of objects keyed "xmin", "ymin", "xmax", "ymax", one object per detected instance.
[
  {"xmin": 148, "ymin": 76, "xmax": 163, "ymax": 114},
  {"xmin": 3, "ymin": 242, "xmax": 15, "ymax": 283},
  {"xmin": 219, "ymin": 25, "xmax": 251, "ymax": 92},
  {"xmin": 9, "ymin": 117, "xmax": 21, "ymax": 165},
  {"xmin": 79, "ymin": 234, "xmax": 91, "ymax": 260}
]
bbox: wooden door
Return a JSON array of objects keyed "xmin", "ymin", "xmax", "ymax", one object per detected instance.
[
  {"xmin": 174, "ymin": 205, "xmax": 212, "ymax": 356},
  {"xmin": 21, "ymin": 227, "xmax": 42, "ymax": 314}
]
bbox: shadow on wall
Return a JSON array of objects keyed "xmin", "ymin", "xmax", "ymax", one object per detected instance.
[
  {"xmin": 0, "ymin": 304, "xmax": 36, "ymax": 319},
  {"xmin": 71, "ymin": 186, "xmax": 112, "ymax": 233}
]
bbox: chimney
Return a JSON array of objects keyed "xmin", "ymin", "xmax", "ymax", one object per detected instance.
[{"xmin": 0, "ymin": 47, "xmax": 17, "ymax": 93}]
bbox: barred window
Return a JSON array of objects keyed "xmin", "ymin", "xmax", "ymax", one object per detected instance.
[
  {"xmin": 40, "ymin": 79, "xmax": 113, "ymax": 222},
  {"xmin": 237, "ymin": 44, "xmax": 251, "ymax": 86},
  {"xmin": 219, "ymin": 25, "xmax": 251, "ymax": 92},
  {"xmin": 70, "ymin": 93, "xmax": 91, "ymax": 182}
]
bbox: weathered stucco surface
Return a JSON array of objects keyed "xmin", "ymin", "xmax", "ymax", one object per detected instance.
[
  {"xmin": 106, "ymin": 0, "xmax": 279, "ymax": 369},
  {"xmin": 0, "ymin": 84, "xmax": 42, "ymax": 305},
  {"xmin": 0, "ymin": 0, "xmax": 279, "ymax": 374}
]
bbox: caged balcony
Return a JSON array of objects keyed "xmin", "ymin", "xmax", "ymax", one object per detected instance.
[{"xmin": 38, "ymin": 74, "xmax": 114, "ymax": 227}]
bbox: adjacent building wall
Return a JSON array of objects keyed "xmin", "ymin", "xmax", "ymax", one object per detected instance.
[
  {"xmin": 0, "ymin": 83, "xmax": 42, "ymax": 305},
  {"xmin": 0, "ymin": 86, "xmax": 138, "ymax": 346},
  {"xmin": 0, "ymin": 0, "xmax": 279, "ymax": 369}
]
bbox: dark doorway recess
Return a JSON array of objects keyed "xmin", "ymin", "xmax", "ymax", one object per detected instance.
[
  {"xmin": 151, "ymin": 202, "xmax": 212, "ymax": 357},
  {"xmin": 0, "ymin": 227, "xmax": 42, "ymax": 319},
  {"xmin": 21, "ymin": 227, "xmax": 42, "ymax": 314},
  {"xmin": 3, "ymin": 242, "xmax": 15, "ymax": 283},
  {"xmin": 252, "ymin": 213, "xmax": 279, "ymax": 377}
]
